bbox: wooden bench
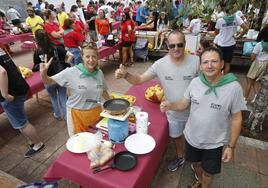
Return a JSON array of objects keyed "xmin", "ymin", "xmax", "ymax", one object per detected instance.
[{"xmin": 0, "ymin": 170, "xmax": 25, "ymax": 187}]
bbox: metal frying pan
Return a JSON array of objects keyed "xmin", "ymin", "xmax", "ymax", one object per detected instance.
[
  {"xmin": 103, "ymin": 99, "xmax": 130, "ymax": 115},
  {"xmin": 93, "ymin": 151, "xmax": 137, "ymax": 174},
  {"xmin": 86, "ymin": 99, "xmax": 130, "ymax": 115}
]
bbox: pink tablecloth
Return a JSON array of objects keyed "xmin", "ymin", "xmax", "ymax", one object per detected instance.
[
  {"xmin": 98, "ymin": 41, "xmax": 122, "ymax": 59},
  {"xmin": 112, "ymin": 21, "xmax": 121, "ymax": 30},
  {"xmin": 0, "ymin": 71, "xmax": 45, "ymax": 114},
  {"xmin": 0, "ymin": 33, "xmax": 34, "ymax": 45},
  {"xmin": 43, "ymin": 80, "xmax": 169, "ymax": 188}
]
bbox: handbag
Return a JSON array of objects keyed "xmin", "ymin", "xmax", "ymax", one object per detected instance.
[{"xmin": 243, "ymin": 42, "xmax": 257, "ymax": 56}]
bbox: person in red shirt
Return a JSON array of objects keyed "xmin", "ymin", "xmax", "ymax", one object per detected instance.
[
  {"xmin": 121, "ymin": 10, "xmax": 136, "ymax": 66},
  {"xmin": 43, "ymin": 9, "xmax": 64, "ymax": 46},
  {"xmin": 68, "ymin": 12, "xmax": 85, "ymax": 35},
  {"xmin": 95, "ymin": 9, "xmax": 110, "ymax": 40},
  {"xmin": 63, "ymin": 18, "xmax": 85, "ymax": 65}
]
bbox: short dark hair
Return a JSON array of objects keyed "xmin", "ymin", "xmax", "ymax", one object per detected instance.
[
  {"xmin": 200, "ymin": 47, "xmax": 223, "ymax": 62},
  {"xmin": 167, "ymin": 29, "xmax": 186, "ymax": 44},
  {"xmin": 64, "ymin": 18, "xmax": 74, "ymax": 29}
]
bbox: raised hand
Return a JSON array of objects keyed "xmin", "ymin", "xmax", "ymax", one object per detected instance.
[
  {"xmin": 115, "ymin": 64, "xmax": 127, "ymax": 79},
  {"xmin": 160, "ymin": 100, "xmax": 171, "ymax": 112},
  {"xmin": 39, "ymin": 55, "xmax": 53, "ymax": 74}
]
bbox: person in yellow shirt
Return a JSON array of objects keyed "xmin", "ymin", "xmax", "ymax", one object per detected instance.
[
  {"xmin": 25, "ymin": 7, "xmax": 44, "ymax": 35},
  {"xmin": 56, "ymin": 4, "xmax": 69, "ymax": 28}
]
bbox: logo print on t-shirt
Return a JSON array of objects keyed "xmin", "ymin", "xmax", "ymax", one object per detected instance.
[
  {"xmin": 183, "ymin": 75, "xmax": 193, "ymax": 80},
  {"xmin": 191, "ymin": 98, "xmax": 199, "ymax": 105},
  {"xmin": 210, "ymin": 103, "xmax": 222, "ymax": 110},
  {"xmin": 164, "ymin": 76, "xmax": 173, "ymax": 80},
  {"xmin": 78, "ymin": 85, "xmax": 87, "ymax": 89}
]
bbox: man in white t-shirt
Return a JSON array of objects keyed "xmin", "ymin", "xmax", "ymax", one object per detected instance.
[
  {"xmin": 214, "ymin": 9, "xmax": 248, "ymax": 73},
  {"xmin": 115, "ymin": 30, "xmax": 200, "ymax": 172},
  {"xmin": 187, "ymin": 15, "xmax": 201, "ymax": 35},
  {"xmin": 160, "ymin": 47, "xmax": 247, "ymax": 188},
  {"xmin": 76, "ymin": 0, "xmax": 86, "ymax": 24}
]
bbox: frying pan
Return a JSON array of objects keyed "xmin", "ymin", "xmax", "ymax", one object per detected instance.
[
  {"xmin": 93, "ymin": 151, "xmax": 137, "ymax": 174},
  {"xmin": 86, "ymin": 99, "xmax": 130, "ymax": 115}
]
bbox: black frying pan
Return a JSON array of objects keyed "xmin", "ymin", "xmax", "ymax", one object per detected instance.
[
  {"xmin": 103, "ymin": 99, "xmax": 130, "ymax": 115},
  {"xmin": 86, "ymin": 99, "xmax": 130, "ymax": 115},
  {"xmin": 93, "ymin": 151, "xmax": 137, "ymax": 174}
]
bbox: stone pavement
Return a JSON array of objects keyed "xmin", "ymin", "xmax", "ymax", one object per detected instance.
[{"xmin": 0, "ymin": 44, "xmax": 267, "ymax": 188}]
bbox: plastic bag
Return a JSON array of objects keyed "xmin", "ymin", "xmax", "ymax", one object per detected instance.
[
  {"xmin": 87, "ymin": 131, "xmax": 114, "ymax": 169},
  {"xmin": 243, "ymin": 42, "xmax": 257, "ymax": 56}
]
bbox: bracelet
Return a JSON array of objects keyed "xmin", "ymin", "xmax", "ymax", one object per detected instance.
[
  {"xmin": 226, "ymin": 144, "xmax": 235, "ymax": 149},
  {"xmin": 124, "ymin": 72, "xmax": 129, "ymax": 79}
]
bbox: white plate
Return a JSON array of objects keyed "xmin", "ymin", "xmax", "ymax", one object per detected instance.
[
  {"xmin": 124, "ymin": 134, "xmax": 156, "ymax": 154},
  {"xmin": 100, "ymin": 107, "xmax": 133, "ymax": 121},
  {"xmin": 24, "ymin": 41, "xmax": 33, "ymax": 44},
  {"xmin": 66, "ymin": 132, "xmax": 97, "ymax": 153}
]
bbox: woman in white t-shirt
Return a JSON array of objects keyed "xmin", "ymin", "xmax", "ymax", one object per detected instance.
[
  {"xmin": 154, "ymin": 11, "xmax": 169, "ymax": 50},
  {"xmin": 215, "ymin": 8, "xmax": 248, "ymax": 73},
  {"xmin": 245, "ymin": 26, "xmax": 268, "ymax": 103}
]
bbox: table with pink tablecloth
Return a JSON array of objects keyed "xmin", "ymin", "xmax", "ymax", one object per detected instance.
[
  {"xmin": 0, "ymin": 71, "xmax": 45, "ymax": 114},
  {"xmin": 98, "ymin": 41, "xmax": 122, "ymax": 59},
  {"xmin": 0, "ymin": 33, "xmax": 34, "ymax": 45},
  {"xmin": 43, "ymin": 80, "xmax": 169, "ymax": 188}
]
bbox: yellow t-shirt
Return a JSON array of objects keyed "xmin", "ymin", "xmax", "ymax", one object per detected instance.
[
  {"xmin": 25, "ymin": 15, "xmax": 44, "ymax": 34},
  {"xmin": 57, "ymin": 12, "xmax": 69, "ymax": 27}
]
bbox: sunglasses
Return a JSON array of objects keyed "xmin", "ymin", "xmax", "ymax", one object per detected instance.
[
  {"xmin": 82, "ymin": 41, "xmax": 98, "ymax": 49},
  {"xmin": 168, "ymin": 43, "xmax": 184, "ymax": 49}
]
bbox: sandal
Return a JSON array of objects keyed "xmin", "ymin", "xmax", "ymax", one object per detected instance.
[{"xmin": 187, "ymin": 180, "xmax": 202, "ymax": 188}]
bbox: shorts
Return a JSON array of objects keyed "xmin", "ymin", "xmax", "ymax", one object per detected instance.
[
  {"xmin": 247, "ymin": 60, "xmax": 268, "ymax": 80},
  {"xmin": 216, "ymin": 45, "xmax": 235, "ymax": 63},
  {"xmin": 11, "ymin": 19, "xmax": 21, "ymax": 26},
  {"xmin": 0, "ymin": 95, "xmax": 28, "ymax": 129},
  {"xmin": 122, "ymin": 41, "xmax": 134, "ymax": 48},
  {"xmin": 185, "ymin": 140, "xmax": 223, "ymax": 175},
  {"xmin": 167, "ymin": 114, "xmax": 186, "ymax": 138}
]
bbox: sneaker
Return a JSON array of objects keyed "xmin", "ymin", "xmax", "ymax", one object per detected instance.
[
  {"xmin": 167, "ymin": 157, "xmax": 185, "ymax": 172},
  {"xmin": 190, "ymin": 164, "xmax": 199, "ymax": 180},
  {"xmin": 24, "ymin": 144, "xmax": 45, "ymax": 158},
  {"xmin": 187, "ymin": 180, "xmax": 202, "ymax": 188},
  {"xmin": 53, "ymin": 113, "xmax": 62, "ymax": 121}
]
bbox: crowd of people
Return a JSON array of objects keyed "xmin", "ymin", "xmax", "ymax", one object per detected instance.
[{"xmin": 0, "ymin": 0, "xmax": 268, "ymax": 188}]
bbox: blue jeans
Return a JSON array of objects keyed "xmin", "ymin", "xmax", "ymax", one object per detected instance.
[
  {"xmin": 45, "ymin": 83, "xmax": 67, "ymax": 119},
  {"xmin": 1, "ymin": 95, "xmax": 28, "ymax": 129},
  {"xmin": 68, "ymin": 47, "xmax": 83, "ymax": 65}
]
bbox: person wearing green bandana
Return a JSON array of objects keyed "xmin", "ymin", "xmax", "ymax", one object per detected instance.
[
  {"xmin": 115, "ymin": 30, "xmax": 200, "ymax": 172},
  {"xmin": 214, "ymin": 7, "xmax": 248, "ymax": 73},
  {"xmin": 245, "ymin": 26, "xmax": 268, "ymax": 103},
  {"xmin": 160, "ymin": 47, "xmax": 247, "ymax": 188},
  {"xmin": 40, "ymin": 43, "xmax": 110, "ymax": 137}
]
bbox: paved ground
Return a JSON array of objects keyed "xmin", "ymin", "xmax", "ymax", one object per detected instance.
[{"xmin": 0, "ymin": 43, "xmax": 267, "ymax": 188}]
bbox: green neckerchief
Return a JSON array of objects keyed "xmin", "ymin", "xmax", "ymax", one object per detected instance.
[
  {"xmin": 75, "ymin": 63, "xmax": 100, "ymax": 83},
  {"xmin": 56, "ymin": 37, "xmax": 64, "ymax": 44},
  {"xmin": 223, "ymin": 14, "xmax": 235, "ymax": 24},
  {"xmin": 199, "ymin": 73, "xmax": 237, "ymax": 97},
  {"xmin": 64, "ymin": 29, "xmax": 73, "ymax": 35},
  {"xmin": 261, "ymin": 41, "xmax": 268, "ymax": 53}
]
